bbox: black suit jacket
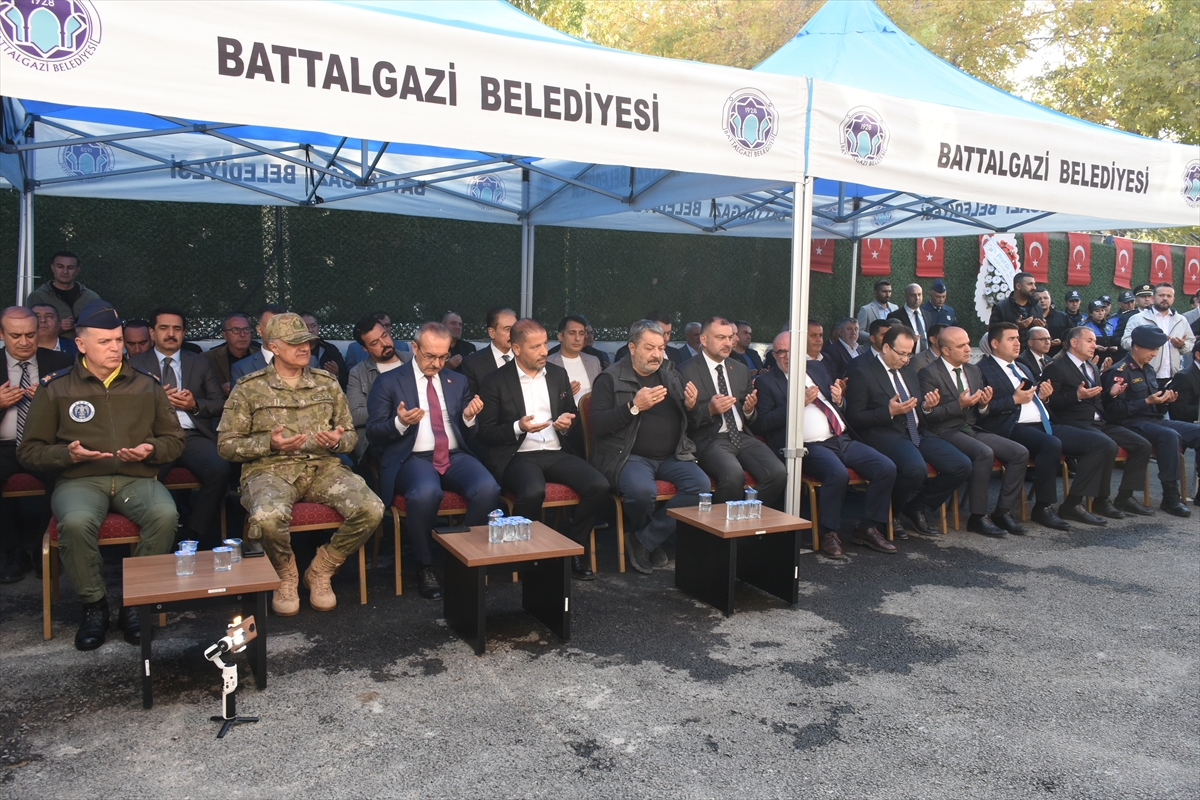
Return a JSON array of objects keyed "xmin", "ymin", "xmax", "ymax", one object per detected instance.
[
  {"xmin": 917, "ymin": 359, "xmax": 989, "ymax": 435},
  {"xmin": 1017, "ymin": 349, "xmax": 1051, "ymax": 383},
  {"xmin": 819, "ymin": 341, "xmax": 855, "ymax": 381},
  {"xmin": 461, "ymin": 347, "xmax": 504, "ymax": 397},
  {"xmin": 977, "ymin": 356, "xmax": 1038, "ymax": 437},
  {"xmin": 1, "ymin": 348, "xmax": 74, "ymax": 441},
  {"xmin": 677, "ymin": 354, "xmax": 757, "ymax": 451},
  {"xmin": 313, "ymin": 340, "xmax": 349, "ymax": 390},
  {"xmin": 475, "ymin": 360, "xmax": 579, "ymax": 480},
  {"xmin": 1168, "ymin": 360, "xmax": 1200, "ymax": 423},
  {"xmin": 1042, "ymin": 354, "xmax": 1104, "ymax": 428},
  {"xmin": 130, "ymin": 349, "xmax": 225, "ymax": 440},
  {"xmin": 751, "ymin": 365, "xmax": 789, "ymax": 456},
  {"xmin": 844, "ymin": 353, "xmax": 928, "ymax": 450},
  {"xmin": 887, "ymin": 306, "xmax": 934, "ymax": 341}
]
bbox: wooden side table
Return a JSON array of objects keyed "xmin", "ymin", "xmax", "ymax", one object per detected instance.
[
  {"xmin": 434, "ymin": 522, "xmax": 583, "ymax": 655},
  {"xmin": 123, "ymin": 552, "xmax": 280, "ymax": 709},
  {"xmin": 667, "ymin": 505, "xmax": 812, "ymax": 615}
]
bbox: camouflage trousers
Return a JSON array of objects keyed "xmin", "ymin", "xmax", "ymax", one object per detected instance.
[{"xmin": 241, "ymin": 461, "xmax": 384, "ymax": 566}]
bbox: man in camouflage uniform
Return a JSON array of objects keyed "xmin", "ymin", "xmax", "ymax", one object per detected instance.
[{"xmin": 218, "ymin": 313, "xmax": 383, "ymax": 615}]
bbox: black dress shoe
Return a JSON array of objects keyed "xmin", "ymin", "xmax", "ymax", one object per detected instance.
[
  {"xmin": 649, "ymin": 546, "xmax": 669, "ymax": 568},
  {"xmin": 1058, "ymin": 503, "xmax": 1106, "ymax": 526},
  {"xmin": 75, "ymin": 598, "xmax": 109, "ymax": 651},
  {"xmin": 571, "ymin": 556, "xmax": 596, "ymax": 580},
  {"xmin": 1031, "ymin": 506, "xmax": 1071, "ymax": 530},
  {"xmin": 991, "ymin": 511, "xmax": 1026, "ymax": 535},
  {"xmin": 899, "ymin": 504, "xmax": 938, "ymax": 536},
  {"xmin": 1113, "ymin": 496, "xmax": 1153, "ymax": 517},
  {"xmin": 1160, "ymin": 496, "xmax": 1191, "ymax": 517},
  {"xmin": 889, "ymin": 518, "xmax": 909, "ymax": 540},
  {"xmin": 0, "ymin": 556, "xmax": 24, "ymax": 584},
  {"xmin": 1092, "ymin": 499, "xmax": 1127, "ymax": 519},
  {"xmin": 117, "ymin": 605, "xmax": 141, "ymax": 645},
  {"xmin": 967, "ymin": 515, "xmax": 1007, "ymax": 537},
  {"xmin": 416, "ymin": 567, "xmax": 442, "ymax": 600},
  {"xmin": 241, "ymin": 538, "xmax": 266, "ymax": 558}
]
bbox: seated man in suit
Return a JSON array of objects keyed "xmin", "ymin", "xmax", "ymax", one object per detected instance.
[
  {"xmin": 443, "ymin": 311, "xmax": 477, "ymax": 372},
  {"xmin": 887, "ymin": 284, "xmax": 933, "ymax": 355},
  {"xmin": 845, "ymin": 325, "xmax": 971, "ymax": 538},
  {"xmin": 615, "ymin": 310, "xmax": 687, "ymax": 367},
  {"xmin": 31, "ymin": 303, "xmax": 79, "ymax": 355},
  {"xmin": 230, "ymin": 304, "xmax": 286, "ymax": 388},
  {"xmin": 588, "ymin": 319, "xmax": 709, "ymax": 574},
  {"xmin": 1102, "ymin": 326, "xmax": 1199, "ymax": 517},
  {"xmin": 367, "ymin": 322, "xmax": 500, "ymax": 598},
  {"xmin": 583, "ymin": 322, "xmax": 612, "ymax": 369},
  {"xmin": 1019, "ymin": 325, "xmax": 1054, "ymax": 382},
  {"xmin": 682, "ymin": 322, "xmax": 703, "ymax": 361},
  {"xmin": 755, "ymin": 327, "xmax": 895, "ymax": 558},
  {"xmin": 979, "ymin": 322, "xmax": 1113, "ymax": 529},
  {"xmin": 917, "ymin": 326, "xmax": 1029, "ymax": 536},
  {"xmin": 732, "ymin": 320, "xmax": 765, "ymax": 375},
  {"xmin": 460, "ymin": 306, "xmax": 517, "ymax": 396},
  {"xmin": 1043, "ymin": 326, "xmax": 1153, "ymax": 517},
  {"xmin": 910, "ymin": 323, "xmax": 946, "ymax": 372},
  {"xmin": 204, "ymin": 313, "xmax": 260, "ymax": 398},
  {"xmin": 477, "ymin": 319, "xmax": 609, "ymax": 580},
  {"xmin": 1169, "ymin": 341, "xmax": 1200, "ymax": 424},
  {"xmin": 121, "ymin": 318, "xmax": 151, "ymax": 358},
  {"xmin": 131, "ymin": 307, "xmax": 230, "ymax": 546},
  {"xmin": 820, "ymin": 318, "xmax": 860, "ymax": 380},
  {"xmin": 0, "ymin": 307, "xmax": 73, "ymax": 582},
  {"xmin": 300, "ymin": 313, "xmax": 349, "ymax": 390},
  {"xmin": 679, "ymin": 317, "xmax": 786, "ymax": 509},
  {"xmin": 346, "ymin": 313, "xmax": 410, "ymax": 464}
]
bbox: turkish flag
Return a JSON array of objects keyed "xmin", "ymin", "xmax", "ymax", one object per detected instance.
[
  {"xmin": 1066, "ymin": 233, "xmax": 1091, "ymax": 286},
  {"xmin": 1112, "ymin": 237, "xmax": 1133, "ymax": 289},
  {"xmin": 1150, "ymin": 243, "xmax": 1173, "ymax": 285},
  {"xmin": 1184, "ymin": 246, "xmax": 1200, "ymax": 296},
  {"xmin": 915, "ymin": 237, "xmax": 944, "ymax": 277},
  {"xmin": 811, "ymin": 238, "xmax": 834, "ymax": 274},
  {"xmin": 860, "ymin": 237, "xmax": 891, "ymax": 275},
  {"xmin": 1023, "ymin": 233, "xmax": 1049, "ymax": 282}
]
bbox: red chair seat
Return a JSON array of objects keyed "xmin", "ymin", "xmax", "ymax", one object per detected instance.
[
  {"xmin": 542, "ymin": 483, "xmax": 581, "ymax": 503},
  {"xmin": 708, "ymin": 471, "xmax": 758, "ymax": 491},
  {"xmin": 2, "ymin": 473, "xmax": 45, "ymax": 494},
  {"xmin": 655, "ymin": 480, "xmax": 678, "ymax": 497},
  {"xmin": 290, "ymin": 502, "xmax": 344, "ymax": 527},
  {"xmin": 926, "ymin": 463, "xmax": 938, "ymax": 478},
  {"xmin": 993, "ymin": 459, "xmax": 1004, "ymax": 470},
  {"xmin": 391, "ymin": 491, "xmax": 469, "ymax": 513},
  {"xmin": 47, "ymin": 513, "xmax": 141, "ymax": 543},
  {"xmin": 846, "ymin": 468, "xmax": 865, "ymax": 483},
  {"xmin": 163, "ymin": 467, "xmax": 199, "ymax": 486},
  {"xmin": 1116, "ymin": 447, "xmax": 1129, "ymax": 460}
]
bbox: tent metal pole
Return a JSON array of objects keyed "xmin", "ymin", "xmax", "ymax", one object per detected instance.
[
  {"xmin": 519, "ymin": 169, "xmax": 533, "ymax": 318},
  {"xmin": 783, "ymin": 178, "xmax": 814, "ymax": 518},
  {"xmin": 18, "ymin": 144, "xmax": 35, "ymax": 304},
  {"xmin": 847, "ymin": 239, "xmax": 859, "ymax": 319},
  {"xmin": 15, "ymin": 191, "xmax": 27, "ymax": 305}
]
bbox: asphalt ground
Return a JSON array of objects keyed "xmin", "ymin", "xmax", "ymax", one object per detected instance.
[{"xmin": 1, "ymin": 465, "xmax": 1197, "ymax": 800}]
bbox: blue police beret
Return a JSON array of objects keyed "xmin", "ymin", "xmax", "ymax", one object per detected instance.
[
  {"xmin": 1131, "ymin": 325, "xmax": 1168, "ymax": 349},
  {"xmin": 931, "ymin": 279, "xmax": 946, "ymax": 293},
  {"xmin": 75, "ymin": 300, "xmax": 122, "ymax": 329}
]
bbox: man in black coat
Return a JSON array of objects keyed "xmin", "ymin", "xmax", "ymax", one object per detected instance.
[
  {"xmin": 460, "ymin": 306, "xmax": 517, "ymax": 397},
  {"xmin": 678, "ymin": 317, "xmax": 786, "ymax": 509},
  {"xmin": 1019, "ymin": 325, "xmax": 1055, "ymax": 381},
  {"xmin": 300, "ymin": 313, "xmax": 349, "ymax": 391},
  {"xmin": 476, "ymin": 320, "xmax": 609, "ymax": 580},
  {"xmin": 131, "ymin": 307, "xmax": 230, "ymax": 545},
  {"xmin": 1043, "ymin": 326, "xmax": 1153, "ymax": 518},
  {"xmin": 989, "ymin": 271, "xmax": 1045, "ymax": 345},
  {"xmin": 843, "ymin": 325, "xmax": 971, "ymax": 537},
  {"xmin": 0, "ymin": 306, "xmax": 74, "ymax": 581}
]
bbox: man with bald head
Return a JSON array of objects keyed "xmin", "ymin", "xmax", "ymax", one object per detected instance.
[
  {"xmin": 1, "ymin": 307, "xmax": 73, "ymax": 581},
  {"xmin": 888, "ymin": 284, "xmax": 932, "ymax": 354},
  {"xmin": 18, "ymin": 301, "xmax": 184, "ymax": 649},
  {"xmin": 917, "ymin": 326, "xmax": 1029, "ymax": 537}
]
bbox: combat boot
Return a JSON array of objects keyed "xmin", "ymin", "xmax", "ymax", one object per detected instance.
[
  {"xmin": 303, "ymin": 545, "xmax": 344, "ymax": 611},
  {"xmin": 1160, "ymin": 485, "xmax": 1190, "ymax": 518},
  {"xmin": 272, "ymin": 556, "xmax": 300, "ymax": 616}
]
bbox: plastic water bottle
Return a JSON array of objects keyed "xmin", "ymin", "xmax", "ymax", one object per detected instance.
[
  {"xmin": 518, "ymin": 518, "xmax": 531, "ymax": 541},
  {"xmin": 488, "ymin": 518, "xmax": 503, "ymax": 544},
  {"xmin": 749, "ymin": 500, "xmax": 763, "ymax": 519},
  {"xmin": 744, "ymin": 487, "xmax": 758, "ymax": 504},
  {"xmin": 726, "ymin": 501, "xmax": 742, "ymax": 521}
]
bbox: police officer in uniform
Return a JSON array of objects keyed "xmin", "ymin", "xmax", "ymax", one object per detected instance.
[
  {"xmin": 17, "ymin": 301, "xmax": 185, "ymax": 650},
  {"xmin": 218, "ymin": 313, "xmax": 383, "ymax": 616},
  {"xmin": 1101, "ymin": 325, "xmax": 1200, "ymax": 517}
]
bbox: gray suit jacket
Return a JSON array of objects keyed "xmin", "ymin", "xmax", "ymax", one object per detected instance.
[
  {"xmin": 916, "ymin": 358, "xmax": 990, "ymax": 436},
  {"xmin": 131, "ymin": 348, "xmax": 225, "ymax": 440},
  {"xmin": 546, "ymin": 350, "xmax": 602, "ymax": 389}
]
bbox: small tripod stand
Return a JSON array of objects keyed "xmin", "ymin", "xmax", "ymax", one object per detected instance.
[{"xmin": 204, "ymin": 616, "xmax": 259, "ymax": 739}]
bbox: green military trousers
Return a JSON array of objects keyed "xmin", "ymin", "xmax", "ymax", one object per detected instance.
[{"xmin": 51, "ymin": 475, "xmax": 179, "ymax": 604}]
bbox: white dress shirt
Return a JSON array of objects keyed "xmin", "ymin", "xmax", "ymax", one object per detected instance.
[
  {"xmin": 155, "ymin": 349, "xmax": 195, "ymax": 430},
  {"xmin": 904, "ymin": 306, "xmax": 927, "ymax": 350},
  {"xmin": 991, "ymin": 355, "xmax": 1041, "ymax": 425},
  {"xmin": 801, "ymin": 372, "xmax": 846, "ymax": 443},
  {"xmin": 1152, "ymin": 309, "xmax": 1175, "ymax": 378},
  {"xmin": 1067, "ymin": 352, "xmax": 1102, "ymax": 420},
  {"xmin": 838, "ymin": 339, "xmax": 858, "ymax": 358},
  {"xmin": 513, "ymin": 367, "xmax": 560, "ymax": 452},
  {"xmin": 2, "ymin": 352, "xmax": 38, "ymax": 442},
  {"xmin": 702, "ymin": 352, "xmax": 743, "ymax": 433},
  {"xmin": 490, "ymin": 342, "xmax": 513, "ymax": 369},
  {"xmin": 558, "ymin": 354, "xmax": 591, "ymax": 402},
  {"xmin": 395, "ymin": 360, "xmax": 473, "ymax": 450}
]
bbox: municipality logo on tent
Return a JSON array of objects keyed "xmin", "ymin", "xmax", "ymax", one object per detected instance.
[
  {"xmin": 59, "ymin": 141, "xmax": 114, "ymax": 180},
  {"xmin": 1183, "ymin": 161, "xmax": 1200, "ymax": 209},
  {"xmin": 723, "ymin": 89, "xmax": 777, "ymax": 158},
  {"xmin": 840, "ymin": 107, "xmax": 889, "ymax": 166},
  {"xmin": 0, "ymin": 0, "xmax": 102, "ymax": 70},
  {"xmin": 468, "ymin": 175, "xmax": 506, "ymax": 210}
]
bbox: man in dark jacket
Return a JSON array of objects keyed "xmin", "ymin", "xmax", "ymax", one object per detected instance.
[
  {"xmin": 300, "ymin": 313, "xmax": 349, "ymax": 391},
  {"xmin": 587, "ymin": 319, "xmax": 708, "ymax": 574},
  {"xmin": 17, "ymin": 301, "xmax": 185, "ymax": 651},
  {"xmin": 989, "ymin": 271, "xmax": 1044, "ymax": 345}
]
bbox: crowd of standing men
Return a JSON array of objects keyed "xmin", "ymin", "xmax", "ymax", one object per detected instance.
[{"xmin": 2, "ymin": 251, "xmax": 1199, "ymax": 650}]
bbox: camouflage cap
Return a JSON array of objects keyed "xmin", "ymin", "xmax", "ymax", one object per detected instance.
[{"xmin": 265, "ymin": 312, "xmax": 319, "ymax": 345}]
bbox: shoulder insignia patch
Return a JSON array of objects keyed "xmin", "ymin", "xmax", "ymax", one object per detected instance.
[{"xmin": 40, "ymin": 367, "xmax": 72, "ymax": 385}]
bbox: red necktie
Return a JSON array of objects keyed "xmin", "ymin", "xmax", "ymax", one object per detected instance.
[
  {"xmin": 814, "ymin": 395, "xmax": 843, "ymax": 436},
  {"xmin": 426, "ymin": 376, "xmax": 451, "ymax": 474}
]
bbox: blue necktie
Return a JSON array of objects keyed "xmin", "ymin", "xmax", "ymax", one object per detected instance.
[
  {"xmin": 890, "ymin": 369, "xmax": 921, "ymax": 447},
  {"xmin": 1010, "ymin": 364, "xmax": 1052, "ymax": 434}
]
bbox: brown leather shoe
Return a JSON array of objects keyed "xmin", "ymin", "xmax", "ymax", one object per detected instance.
[
  {"xmin": 850, "ymin": 524, "xmax": 897, "ymax": 553},
  {"xmin": 819, "ymin": 532, "xmax": 844, "ymax": 559}
]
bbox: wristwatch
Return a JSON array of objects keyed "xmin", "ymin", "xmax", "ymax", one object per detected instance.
[{"xmin": 628, "ymin": 400, "xmax": 640, "ymax": 416}]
